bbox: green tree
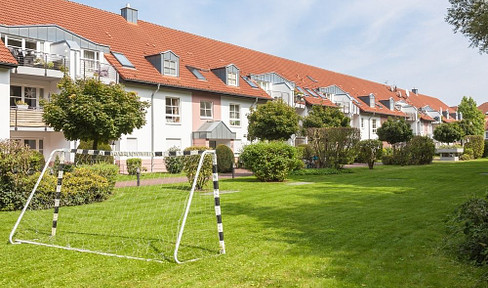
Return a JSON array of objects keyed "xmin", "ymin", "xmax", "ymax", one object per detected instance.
[
  {"xmin": 42, "ymin": 77, "xmax": 150, "ymax": 150},
  {"xmin": 457, "ymin": 96, "xmax": 485, "ymax": 136},
  {"xmin": 302, "ymin": 106, "xmax": 350, "ymax": 129},
  {"xmin": 446, "ymin": 0, "xmax": 488, "ymax": 53},
  {"xmin": 376, "ymin": 118, "xmax": 413, "ymax": 148},
  {"xmin": 356, "ymin": 139, "xmax": 383, "ymax": 169},
  {"xmin": 247, "ymin": 99, "xmax": 299, "ymax": 141},
  {"xmin": 433, "ymin": 122, "xmax": 464, "ymax": 144}
]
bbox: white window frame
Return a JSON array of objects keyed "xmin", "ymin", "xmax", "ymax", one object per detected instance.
[
  {"xmin": 372, "ymin": 119, "xmax": 377, "ymax": 134},
  {"xmin": 163, "ymin": 59, "xmax": 177, "ymax": 76},
  {"xmin": 229, "ymin": 104, "xmax": 240, "ymax": 127},
  {"xmin": 165, "ymin": 97, "xmax": 181, "ymax": 124},
  {"xmin": 200, "ymin": 101, "xmax": 213, "ymax": 119},
  {"xmin": 13, "ymin": 138, "xmax": 44, "ymax": 154},
  {"xmin": 227, "ymin": 71, "xmax": 237, "ymax": 86},
  {"xmin": 10, "ymin": 85, "xmax": 44, "ymax": 109},
  {"xmin": 82, "ymin": 50, "xmax": 99, "ymax": 72}
]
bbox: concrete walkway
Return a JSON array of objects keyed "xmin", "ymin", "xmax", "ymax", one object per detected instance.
[{"xmin": 115, "ymin": 168, "xmax": 253, "ymax": 188}]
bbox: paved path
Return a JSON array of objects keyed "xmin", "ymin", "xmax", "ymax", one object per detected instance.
[{"xmin": 115, "ymin": 168, "xmax": 253, "ymax": 188}]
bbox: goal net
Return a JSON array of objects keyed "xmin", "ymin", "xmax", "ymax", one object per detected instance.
[{"xmin": 9, "ymin": 148, "xmax": 225, "ymax": 264}]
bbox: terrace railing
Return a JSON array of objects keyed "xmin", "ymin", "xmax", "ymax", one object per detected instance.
[{"xmin": 7, "ymin": 46, "xmax": 68, "ymax": 72}]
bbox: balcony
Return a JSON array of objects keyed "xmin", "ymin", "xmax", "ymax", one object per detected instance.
[
  {"xmin": 80, "ymin": 59, "xmax": 117, "ymax": 83},
  {"xmin": 8, "ymin": 46, "xmax": 67, "ymax": 78},
  {"xmin": 10, "ymin": 108, "xmax": 50, "ymax": 131}
]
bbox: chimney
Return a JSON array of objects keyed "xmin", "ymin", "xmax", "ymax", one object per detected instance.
[
  {"xmin": 121, "ymin": 3, "xmax": 138, "ymax": 24},
  {"xmin": 369, "ymin": 93, "xmax": 375, "ymax": 108},
  {"xmin": 446, "ymin": 108, "xmax": 450, "ymax": 119},
  {"xmin": 411, "ymin": 88, "xmax": 418, "ymax": 94}
]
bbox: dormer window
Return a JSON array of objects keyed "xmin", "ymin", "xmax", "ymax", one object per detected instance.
[
  {"xmin": 228, "ymin": 71, "xmax": 237, "ymax": 86},
  {"xmin": 211, "ymin": 64, "xmax": 239, "ymax": 86},
  {"xmin": 145, "ymin": 50, "xmax": 179, "ymax": 77}
]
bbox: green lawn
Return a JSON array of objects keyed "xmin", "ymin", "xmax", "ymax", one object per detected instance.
[
  {"xmin": 1, "ymin": 160, "xmax": 488, "ymax": 287},
  {"xmin": 115, "ymin": 171, "xmax": 185, "ymax": 182}
]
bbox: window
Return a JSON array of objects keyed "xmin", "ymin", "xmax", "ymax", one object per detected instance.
[
  {"xmin": 10, "ymin": 86, "xmax": 43, "ymax": 108},
  {"xmin": 372, "ymin": 119, "xmax": 377, "ymax": 134},
  {"xmin": 163, "ymin": 59, "xmax": 177, "ymax": 76},
  {"xmin": 165, "ymin": 97, "xmax": 180, "ymax": 123},
  {"xmin": 83, "ymin": 50, "xmax": 99, "ymax": 71},
  {"xmin": 189, "ymin": 67, "xmax": 206, "ymax": 80},
  {"xmin": 227, "ymin": 71, "xmax": 237, "ymax": 86},
  {"xmin": 15, "ymin": 139, "xmax": 44, "ymax": 154},
  {"xmin": 361, "ymin": 118, "xmax": 364, "ymax": 129},
  {"xmin": 112, "ymin": 52, "xmax": 135, "ymax": 68},
  {"xmin": 229, "ymin": 104, "xmax": 240, "ymax": 126},
  {"xmin": 200, "ymin": 101, "xmax": 213, "ymax": 118},
  {"xmin": 10, "ymin": 86, "xmax": 21, "ymax": 107},
  {"xmin": 8, "ymin": 38, "xmax": 22, "ymax": 48},
  {"xmin": 25, "ymin": 40, "xmax": 36, "ymax": 51},
  {"xmin": 242, "ymin": 76, "xmax": 258, "ymax": 88}
]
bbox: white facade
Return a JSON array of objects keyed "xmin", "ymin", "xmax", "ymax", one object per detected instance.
[{"xmin": 0, "ymin": 67, "xmax": 10, "ymax": 139}]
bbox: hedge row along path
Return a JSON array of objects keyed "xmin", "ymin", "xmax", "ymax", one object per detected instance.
[{"xmin": 114, "ymin": 168, "xmax": 253, "ymax": 188}]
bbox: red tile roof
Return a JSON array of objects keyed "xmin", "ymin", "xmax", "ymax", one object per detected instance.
[
  {"xmin": 0, "ymin": 0, "xmax": 452, "ymax": 110},
  {"xmin": 0, "ymin": 39, "xmax": 17, "ymax": 66},
  {"xmin": 479, "ymin": 102, "xmax": 488, "ymax": 114},
  {"xmin": 303, "ymin": 96, "xmax": 337, "ymax": 107}
]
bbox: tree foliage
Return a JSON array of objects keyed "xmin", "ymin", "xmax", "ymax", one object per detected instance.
[
  {"xmin": 376, "ymin": 118, "xmax": 413, "ymax": 146},
  {"xmin": 302, "ymin": 106, "xmax": 350, "ymax": 129},
  {"xmin": 307, "ymin": 127, "xmax": 360, "ymax": 169},
  {"xmin": 247, "ymin": 99, "xmax": 299, "ymax": 141},
  {"xmin": 42, "ymin": 77, "xmax": 150, "ymax": 150},
  {"xmin": 457, "ymin": 96, "xmax": 485, "ymax": 136},
  {"xmin": 356, "ymin": 139, "xmax": 383, "ymax": 169},
  {"xmin": 433, "ymin": 122, "xmax": 464, "ymax": 144},
  {"xmin": 446, "ymin": 0, "xmax": 488, "ymax": 53}
]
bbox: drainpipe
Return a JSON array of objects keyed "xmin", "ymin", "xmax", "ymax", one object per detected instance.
[{"xmin": 150, "ymin": 83, "xmax": 160, "ymax": 172}]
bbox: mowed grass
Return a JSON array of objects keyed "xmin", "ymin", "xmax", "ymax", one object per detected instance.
[{"xmin": 1, "ymin": 159, "xmax": 488, "ymax": 287}]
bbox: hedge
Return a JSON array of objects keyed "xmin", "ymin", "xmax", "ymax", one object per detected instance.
[{"xmin": 464, "ymin": 135, "xmax": 484, "ymax": 159}]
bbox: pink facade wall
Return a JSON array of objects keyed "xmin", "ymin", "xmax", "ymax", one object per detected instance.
[{"xmin": 192, "ymin": 92, "xmax": 221, "ymax": 131}]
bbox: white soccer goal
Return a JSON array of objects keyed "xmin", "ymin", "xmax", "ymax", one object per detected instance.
[{"xmin": 9, "ymin": 148, "xmax": 225, "ymax": 264}]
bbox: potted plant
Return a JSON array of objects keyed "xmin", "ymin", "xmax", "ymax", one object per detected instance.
[{"xmin": 15, "ymin": 100, "xmax": 29, "ymax": 110}]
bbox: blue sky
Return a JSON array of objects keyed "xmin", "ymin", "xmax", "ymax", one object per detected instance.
[{"xmin": 74, "ymin": 0, "xmax": 488, "ymax": 107}]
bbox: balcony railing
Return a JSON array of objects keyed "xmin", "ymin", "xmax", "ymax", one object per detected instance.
[
  {"xmin": 7, "ymin": 46, "xmax": 68, "ymax": 72},
  {"xmin": 80, "ymin": 59, "xmax": 117, "ymax": 83},
  {"xmin": 10, "ymin": 108, "xmax": 48, "ymax": 131}
]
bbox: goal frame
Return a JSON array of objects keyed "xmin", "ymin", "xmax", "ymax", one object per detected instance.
[{"xmin": 9, "ymin": 148, "xmax": 225, "ymax": 264}]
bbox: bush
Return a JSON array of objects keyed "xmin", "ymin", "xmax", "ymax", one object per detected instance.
[
  {"xmin": 407, "ymin": 136, "xmax": 435, "ymax": 165},
  {"xmin": 290, "ymin": 168, "xmax": 352, "ymax": 176},
  {"xmin": 484, "ymin": 140, "xmax": 488, "ymax": 158},
  {"xmin": 183, "ymin": 146, "xmax": 212, "ymax": 190},
  {"xmin": 447, "ymin": 197, "xmax": 488, "ymax": 265},
  {"xmin": 164, "ymin": 146, "xmax": 184, "ymax": 174},
  {"xmin": 460, "ymin": 154, "xmax": 473, "ymax": 161},
  {"xmin": 126, "ymin": 158, "xmax": 142, "ymax": 175},
  {"xmin": 307, "ymin": 127, "xmax": 360, "ymax": 169},
  {"xmin": 216, "ymin": 144, "xmax": 234, "ymax": 173},
  {"xmin": 464, "ymin": 135, "xmax": 485, "ymax": 159},
  {"xmin": 356, "ymin": 140, "xmax": 383, "ymax": 169},
  {"xmin": 381, "ymin": 137, "xmax": 434, "ymax": 166},
  {"xmin": 240, "ymin": 142, "xmax": 300, "ymax": 182},
  {"xmin": 78, "ymin": 163, "xmax": 118, "ymax": 190},
  {"xmin": 29, "ymin": 151, "xmax": 46, "ymax": 173},
  {"xmin": 74, "ymin": 140, "xmax": 114, "ymax": 165},
  {"xmin": 297, "ymin": 144, "xmax": 314, "ymax": 162}
]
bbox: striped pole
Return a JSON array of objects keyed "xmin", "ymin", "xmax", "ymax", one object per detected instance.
[
  {"xmin": 212, "ymin": 153, "xmax": 225, "ymax": 254},
  {"xmin": 51, "ymin": 153, "xmax": 65, "ymax": 237}
]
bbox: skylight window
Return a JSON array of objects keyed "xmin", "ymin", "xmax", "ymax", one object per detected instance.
[
  {"xmin": 296, "ymin": 86, "xmax": 309, "ymax": 96},
  {"xmin": 307, "ymin": 75, "xmax": 318, "ymax": 83},
  {"xmin": 188, "ymin": 67, "xmax": 206, "ymax": 80},
  {"xmin": 112, "ymin": 52, "xmax": 134, "ymax": 68},
  {"xmin": 305, "ymin": 88, "xmax": 319, "ymax": 97},
  {"xmin": 242, "ymin": 76, "xmax": 259, "ymax": 88}
]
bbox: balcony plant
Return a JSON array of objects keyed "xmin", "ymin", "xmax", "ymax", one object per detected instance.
[{"xmin": 15, "ymin": 100, "xmax": 28, "ymax": 110}]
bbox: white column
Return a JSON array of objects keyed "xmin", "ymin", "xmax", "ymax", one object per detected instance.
[{"xmin": 0, "ymin": 68, "xmax": 11, "ymax": 140}]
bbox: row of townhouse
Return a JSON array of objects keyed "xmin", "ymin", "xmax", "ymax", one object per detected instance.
[
  {"xmin": 0, "ymin": 0, "xmax": 461, "ymax": 169},
  {"xmin": 478, "ymin": 102, "xmax": 488, "ymax": 139}
]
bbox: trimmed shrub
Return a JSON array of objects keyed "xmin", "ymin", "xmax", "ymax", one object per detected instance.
[
  {"xmin": 240, "ymin": 142, "xmax": 300, "ymax": 182},
  {"xmin": 356, "ymin": 140, "xmax": 383, "ymax": 169},
  {"xmin": 464, "ymin": 135, "xmax": 485, "ymax": 159},
  {"xmin": 78, "ymin": 163, "xmax": 118, "ymax": 190},
  {"xmin": 460, "ymin": 154, "xmax": 473, "ymax": 161},
  {"xmin": 164, "ymin": 146, "xmax": 184, "ymax": 174},
  {"xmin": 126, "ymin": 158, "xmax": 142, "ymax": 175},
  {"xmin": 29, "ymin": 151, "xmax": 46, "ymax": 173},
  {"xmin": 447, "ymin": 197, "xmax": 488, "ymax": 265},
  {"xmin": 407, "ymin": 136, "xmax": 435, "ymax": 165},
  {"xmin": 74, "ymin": 140, "xmax": 114, "ymax": 165},
  {"xmin": 216, "ymin": 144, "xmax": 234, "ymax": 173},
  {"xmin": 183, "ymin": 146, "xmax": 212, "ymax": 190}
]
